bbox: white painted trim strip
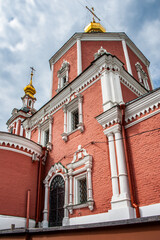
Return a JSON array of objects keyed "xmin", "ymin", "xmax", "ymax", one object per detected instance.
[
  {"xmin": 122, "ymin": 40, "xmax": 132, "ymax": 75},
  {"xmin": 0, "ymin": 215, "xmax": 35, "ymax": 230},
  {"xmin": 0, "ymin": 146, "xmax": 32, "ymax": 157},
  {"xmin": 125, "ymin": 108, "xmax": 160, "ymax": 129}
]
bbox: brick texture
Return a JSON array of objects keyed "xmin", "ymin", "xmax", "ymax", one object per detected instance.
[{"xmin": 0, "ymin": 149, "xmax": 38, "ymax": 219}]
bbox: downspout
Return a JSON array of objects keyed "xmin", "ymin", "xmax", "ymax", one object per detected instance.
[
  {"xmin": 36, "ymin": 147, "xmax": 47, "ymax": 226},
  {"xmin": 120, "ymin": 104, "xmax": 140, "ymax": 218}
]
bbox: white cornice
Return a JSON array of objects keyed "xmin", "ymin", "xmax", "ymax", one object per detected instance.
[
  {"xmin": 49, "ymin": 32, "xmax": 149, "ymax": 68},
  {"xmin": 6, "ymin": 111, "xmax": 29, "ymax": 126},
  {"xmin": 96, "ymin": 106, "xmax": 122, "ymax": 129},
  {"xmin": 0, "ymin": 132, "xmax": 42, "ymax": 157},
  {"xmin": 125, "ymin": 89, "xmax": 160, "ymax": 123},
  {"xmin": 24, "ymin": 54, "xmax": 147, "ymax": 130}
]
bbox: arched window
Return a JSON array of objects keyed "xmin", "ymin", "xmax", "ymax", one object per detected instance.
[
  {"xmin": 49, "ymin": 175, "xmax": 65, "ymax": 227},
  {"xmin": 28, "ymin": 100, "xmax": 32, "ymax": 107}
]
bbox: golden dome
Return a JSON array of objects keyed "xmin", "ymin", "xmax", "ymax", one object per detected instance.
[
  {"xmin": 84, "ymin": 22, "xmax": 106, "ymax": 33},
  {"xmin": 24, "ymin": 70, "xmax": 36, "ymax": 98}
]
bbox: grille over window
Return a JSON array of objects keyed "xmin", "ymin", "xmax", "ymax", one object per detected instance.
[
  {"xmin": 71, "ymin": 109, "xmax": 79, "ymax": 131},
  {"xmin": 79, "ymin": 178, "xmax": 87, "ymax": 204}
]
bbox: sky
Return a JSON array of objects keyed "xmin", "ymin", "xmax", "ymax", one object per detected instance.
[{"xmin": 0, "ymin": 0, "xmax": 160, "ymax": 131}]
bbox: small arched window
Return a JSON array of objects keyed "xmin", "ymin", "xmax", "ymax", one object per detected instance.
[{"xmin": 28, "ymin": 100, "xmax": 32, "ymax": 107}]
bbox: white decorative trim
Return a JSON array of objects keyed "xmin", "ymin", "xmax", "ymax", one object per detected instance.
[
  {"xmin": 147, "ymin": 65, "xmax": 154, "ymax": 90},
  {"xmin": 139, "ymin": 203, "xmax": 160, "ymax": 218},
  {"xmin": 96, "ymin": 106, "xmax": 122, "ymax": 129},
  {"xmin": 122, "ymin": 40, "xmax": 132, "ymax": 75},
  {"xmin": 66, "ymin": 202, "xmax": 160, "ymax": 226},
  {"xmin": 135, "ymin": 62, "xmax": 149, "ymax": 90},
  {"xmin": 67, "ymin": 146, "xmax": 93, "ymax": 214},
  {"xmin": 44, "ymin": 162, "xmax": 68, "ymax": 183},
  {"xmin": 0, "ymin": 215, "xmax": 35, "ymax": 230},
  {"xmin": 24, "ymin": 54, "xmax": 147, "ymax": 130},
  {"xmin": 68, "ymin": 207, "xmax": 135, "ymax": 226},
  {"xmin": 57, "ymin": 60, "xmax": 70, "ymax": 92},
  {"xmin": 0, "ymin": 146, "xmax": 32, "ymax": 157},
  {"xmin": 94, "ymin": 46, "xmax": 109, "ymax": 59},
  {"xmin": 0, "ymin": 132, "xmax": 42, "ymax": 157},
  {"xmin": 49, "ymin": 32, "xmax": 149, "ymax": 68},
  {"xmin": 125, "ymin": 89, "xmax": 160, "ymax": 123},
  {"xmin": 125, "ymin": 108, "xmax": 160, "ymax": 129},
  {"xmin": 77, "ymin": 38, "xmax": 82, "ymax": 75},
  {"xmin": 120, "ymin": 76, "xmax": 142, "ymax": 97}
]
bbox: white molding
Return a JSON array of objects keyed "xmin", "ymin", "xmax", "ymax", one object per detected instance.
[
  {"xmin": 122, "ymin": 40, "xmax": 132, "ymax": 75},
  {"xmin": 0, "ymin": 132, "xmax": 42, "ymax": 157},
  {"xmin": 50, "ymin": 63, "xmax": 54, "ymax": 98},
  {"xmin": 147, "ymin": 65, "xmax": 154, "ymax": 90},
  {"xmin": 66, "ymin": 203, "xmax": 160, "ymax": 226},
  {"xmin": 24, "ymin": 54, "xmax": 147, "ymax": 130},
  {"xmin": 125, "ymin": 108, "xmax": 160, "ymax": 129},
  {"xmin": 68, "ymin": 207, "xmax": 135, "ymax": 226},
  {"xmin": 0, "ymin": 215, "xmax": 35, "ymax": 230},
  {"xmin": 77, "ymin": 38, "xmax": 82, "ymax": 75},
  {"xmin": 0, "ymin": 146, "xmax": 32, "ymax": 157},
  {"xmin": 96, "ymin": 106, "xmax": 122, "ymax": 129},
  {"xmin": 49, "ymin": 32, "xmax": 149, "ymax": 67},
  {"xmin": 125, "ymin": 89, "xmax": 160, "ymax": 123},
  {"xmin": 139, "ymin": 203, "xmax": 160, "ymax": 218},
  {"xmin": 44, "ymin": 162, "xmax": 68, "ymax": 184}
]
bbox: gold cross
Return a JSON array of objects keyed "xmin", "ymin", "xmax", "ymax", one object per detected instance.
[{"xmin": 86, "ymin": 6, "xmax": 101, "ymax": 23}]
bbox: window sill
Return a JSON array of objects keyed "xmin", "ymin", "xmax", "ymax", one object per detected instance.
[
  {"xmin": 66, "ymin": 200, "xmax": 94, "ymax": 214},
  {"xmin": 61, "ymin": 123, "xmax": 84, "ymax": 142}
]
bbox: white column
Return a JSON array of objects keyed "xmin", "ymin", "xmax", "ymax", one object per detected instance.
[
  {"xmin": 101, "ymin": 70, "xmax": 113, "ymax": 111},
  {"xmin": 49, "ymin": 116, "xmax": 53, "ymax": 143},
  {"xmin": 122, "ymin": 40, "xmax": 132, "ymax": 75},
  {"xmin": 147, "ymin": 65, "xmax": 154, "ymax": 90},
  {"xmin": 63, "ymin": 104, "xmax": 67, "ymax": 133},
  {"xmin": 43, "ymin": 181, "xmax": 49, "ymax": 228},
  {"xmin": 63, "ymin": 174, "xmax": 69, "ymax": 223},
  {"xmin": 38, "ymin": 125, "xmax": 41, "ymax": 144},
  {"xmin": 114, "ymin": 73, "xmax": 124, "ymax": 104},
  {"xmin": 114, "ymin": 125, "xmax": 130, "ymax": 199},
  {"xmin": 109, "ymin": 71, "xmax": 117, "ymax": 104},
  {"xmin": 20, "ymin": 125, "xmax": 23, "ymax": 136},
  {"xmin": 77, "ymin": 38, "xmax": 82, "ymax": 75},
  {"xmin": 15, "ymin": 120, "xmax": 18, "ymax": 135},
  {"xmin": 50, "ymin": 63, "xmax": 54, "ymax": 98},
  {"xmin": 78, "ymin": 94, "xmax": 83, "ymax": 123},
  {"xmin": 107, "ymin": 133, "xmax": 119, "ymax": 198},
  {"xmin": 87, "ymin": 168, "xmax": 93, "ymax": 201},
  {"xmin": 68, "ymin": 170, "xmax": 73, "ymax": 206}
]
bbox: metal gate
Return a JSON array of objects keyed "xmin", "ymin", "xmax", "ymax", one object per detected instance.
[{"xmin": 49, "ymin": 175, "xmax": 65, "ymax": 227}]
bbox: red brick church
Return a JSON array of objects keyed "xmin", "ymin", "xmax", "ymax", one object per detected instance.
[{"xmin": 0, "ymin": 18, "xmax": 160, "ymax": 239}]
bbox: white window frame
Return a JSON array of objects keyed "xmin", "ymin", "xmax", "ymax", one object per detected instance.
[
  {"xmin": 41, "ymin": 121, "xmax": 49, "ymax": 147},
  {"xmin": 57, "ymin": 60, "xmax": 69, "ymax": 92},
  {"xmin": 39, "ymin": 116, "xmax": 53, "ymax": 151},
  {"xmin": 74, "ymin": 172, "xmax": 87, "ymax": 205},
  {"xmin": 135, "ymin": 62, "xmax": 150, "ymax": 90},
  {"xmin": 67, "ymin": 98, "xmax": 79, "ymax": 133},
  {"xmin": 67, "ymin": 146, "xmax": 94, "ymax": 214},
  {"xmin": 62, "ymin": 94, "xmax": 84, "ymax": 142}
]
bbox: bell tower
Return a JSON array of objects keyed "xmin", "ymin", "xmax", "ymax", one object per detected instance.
[
  {"xmin": 21, "ymin": 67, "xmax": 36, "ymax": 111},
  {"xmin": 6, "ymin": 68, "xmax": 37, "ymax": 136}
]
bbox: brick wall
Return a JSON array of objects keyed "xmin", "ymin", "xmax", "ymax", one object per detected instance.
[
  {"xmin": 126, "ymin": 113, "xmax": 160, "ymax": 206},
  {"xmin": 52, "ymin": 43, "xmax": 77, "ymax": 98},
  {"xmin": 0, "ymin": 149, "xmax": 38, "ymax": 219}
]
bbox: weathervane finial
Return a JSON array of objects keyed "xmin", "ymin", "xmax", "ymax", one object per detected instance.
[{"xmin": 30, "ymin": 67, "xmax": 35, "ymax": 86}]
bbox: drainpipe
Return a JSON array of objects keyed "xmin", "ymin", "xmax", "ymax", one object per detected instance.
[
  {"xmin": 36, "ymin": 147, "xmax": 47, "ymax": 226},
  {"xmin": 120, "ymin": 104, "xmax": 140, "ymax": 218},
  {"xmin": 26, "ymin": 189, "xmax": 31, "ymax": 228}
]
